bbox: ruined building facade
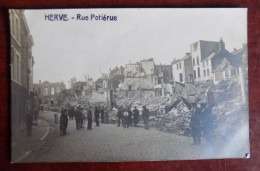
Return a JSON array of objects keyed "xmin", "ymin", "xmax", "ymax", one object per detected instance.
[
  {"xmin": 121, "ymin": 58, "xmax": 173, "ymax": 91},
  {"xmin": 33, "ymin": 81, "xmax": 66, "ymax": 104}
]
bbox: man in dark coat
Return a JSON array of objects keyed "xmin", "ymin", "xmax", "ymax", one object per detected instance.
[
  {"xmin": 94, "ymin": 106, "xmax": 100, "ymax": 127},
  {"xmin": 117, "ymin": 106, "xmax": 123, "ymax": 127},
  {"xmin": 25, "ymin": 111, "xmax": 33, "ymax": 136},
  {"xmin": 190, "ymin": 103, "xmax": 203, "ymax": 145},
  {"xmin": 142, "ymin": 106, "xmax": 150, "ymax": 129},
  {"xmin": 87, "ymin": 106, "xmax": 93, "ymax": 130},
  {"xmin": 75, "ymin": 106, "xmax": 83, "ymax": 130},
  {"xmin": 133, "ymin": 106, "xmax": 139, "ymax": 127},
  {"xmin": 60, "ymin": 108, "xmax": 68, "ymax": 135}
]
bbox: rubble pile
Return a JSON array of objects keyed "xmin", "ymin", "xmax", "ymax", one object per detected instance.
[
  {"xmin": 154, "ymin": 99, "xmax": 192, "ymax": 136},
  {"xmin": 211, "ymin": 95, "xmax": 247, "ymax": 141},
  {"xmin": 111, "ymin": 78, "xmax": 245, "ymax": 139},
  {"xmin": 108, "ymin": 107, "xmax": 118, "ymax": 124}
]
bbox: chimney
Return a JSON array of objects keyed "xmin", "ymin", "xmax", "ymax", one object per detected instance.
[
  {"xmin": 219, "ymin": 38, "xmax": 225, "ymax": 51},
  {"xmin": 39, "ymin": 80, "xmax": 41, "ymax": 84}
]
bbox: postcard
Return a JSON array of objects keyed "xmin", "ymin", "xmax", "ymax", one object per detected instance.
[{"xmin": 10, "ymin": 8, "xmax": 249, "ymax": 162}]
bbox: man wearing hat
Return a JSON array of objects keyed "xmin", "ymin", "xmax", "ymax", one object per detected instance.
[
  {"xmin": 142, "ymin": 105, "xmax": 150, "ymax": 129},
  {"xmin": 189, "ymin": 98, "xmax": 203, "ymax": 145},
  {"xmin": 75, "ymin": 105, "xmax": 83, "ymax": 130},
  {"xmin": 87, "ymin": 106, "xmax": 93, "ymax": 130},
  {"xmin": 133, "ymin": 106, "xmax": 139, "ymax": 127}
]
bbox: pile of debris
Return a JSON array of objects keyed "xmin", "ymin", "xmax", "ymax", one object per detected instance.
[
  {"xmin": 108, "ymin": 107, "xmax": 118, "ymax": 124},
  {"xmin": 154, "ymin": 98, "xmax": 192, "ymax": 136},
  {"xmin": 211, "ymin": 95, "xmax": 247, "ymax": 142}
]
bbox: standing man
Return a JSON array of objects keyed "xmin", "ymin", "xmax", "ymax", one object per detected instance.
[
  {"xmin": 142, "ymin": 106, "xmax": 150, "ymax": 129},
  {"xmin": 133, "ymin": 106, "xmax": 139, "ymax": 127},
  {"xmin": 94, "ymin": 106, "xmax": 100, "ymax": 127},
  {"xmin": 75, "ymin": 106, "xmax": 81, "ymax": 130},
  {"xmin": 60, "ymin": 108, "xmax": 68, "ymax": 136},
  {"xmin": 117, "ymin": 106, "xmax": 123, "ymax": 127},
  {"xmin": 127, "ymin": 106, "xmax": 133, "ymax": 127},
  {"xmin": 190, "ymin": 102, "xmax": 203, "ymax": 145},
  {"xmin": 87, "ymin": 106, "xmax": 93, "ymax": 130},
  {"xmin": 25, "ymin": 110, "xmax": 33, "ymax": 136}
]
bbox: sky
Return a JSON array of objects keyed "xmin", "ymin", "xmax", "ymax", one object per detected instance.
[{"xmin": 24, "ymin": 8, "xmax": 247, "ymax": 87}]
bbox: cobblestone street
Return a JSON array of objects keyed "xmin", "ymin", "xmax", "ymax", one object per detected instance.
[{"xmin": 16, "ymin": 110, "xmax": 246, "ymax": 162}]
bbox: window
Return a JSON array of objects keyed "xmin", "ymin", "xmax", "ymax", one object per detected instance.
[
  {"xmin": 225, "ymin": 69, "xmax": 230, "ymax": 78},
  {"xmin": 14, "ymin": 53, "xmax": 21, "ymax": 83},
  {"xmin": 179, "ymin": 73, "xmax": 183, "ymax": 82},
  {"xmin": 203, "ymin": 70, "xmax": 206, "ymax": 77},
  {"xmin": 207, "ymin": 69, "xmax": 210, "ymax": 76},
  {"xmin": 203, "ymin": 61, "xmax": 205, "ymax": 67},
  {"xmin": 15, "ymin": 17, "xmax": 19, "ymax": 41},
  {"xmin": 193, "ymin": 58, "xmax": 195, "ymax": 66},
  {"xmin": 51, "ymin": 88, "xmax": 55, "ymax": 95},
  {"xmin": 179, "ymin": 63, "xmax": 181, "ymax": 69},
  {"xmin": 197, "ymin": 56, "xmax": 199, "ymax": 65},
  {"xmin": 206, "ymin": 60, "xmax": 209, "ymax": 66},
  {"xmin": 194, "ymin": 70, "xmax": 196, "ymax": 79},
  {"xmin": 10, "ymin": 11, "xmax": 13, "ymax": 34},
  {"xmin": 198, "ymin": 67, "xmax": 200, "ymax": 78},
  {"xmin": 177, "ymin": 64, "xmax": 178, "ymax": 70}
]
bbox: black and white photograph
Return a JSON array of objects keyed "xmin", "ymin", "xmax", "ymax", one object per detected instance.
[{"xmin": 10, "ymin": 8, "xmax": 249, "ymax": 162}]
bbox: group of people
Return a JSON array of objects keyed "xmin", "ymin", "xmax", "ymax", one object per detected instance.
[
  {"xmin": 116, "ymin": 105, "xmax": 150, "ymax": 129},
  {"xmin": 59, "ymin": 105, "xmax": 110, "ymax": 136},
  {"xmin": 183, "ymin": 97, "xmax": 216, "ymax": 146}
]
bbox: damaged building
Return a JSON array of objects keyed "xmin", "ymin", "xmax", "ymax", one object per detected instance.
[
  {"xmin": 172, "ymin": 38, "xmax": 247, "ymax": 85},
  {"xmin": 33, "ymin": 81, "xmax": 66, "ymax": 105},
  {"xmin": 120, "ymin": 58, "xmax": 173, "ymax": 92}
]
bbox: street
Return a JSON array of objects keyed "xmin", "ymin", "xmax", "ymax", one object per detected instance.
[{"xmin": 18, "ymin": 110, "xmax": 244, "ymax": 162}]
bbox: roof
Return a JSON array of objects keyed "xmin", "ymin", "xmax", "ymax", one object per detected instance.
[
  {"xmin": 172, "ymin": 53, "xmax": 191, "ymax": 65},
  {"xmin": 140, "ymin": 58, "xmax": 154, "ymax": 62},
  {"xmin": 198, "ymin": 40, "xmax": 220, "ymax": 61}
]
